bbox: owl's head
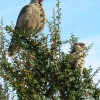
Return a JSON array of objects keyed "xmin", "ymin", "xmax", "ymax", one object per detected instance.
[{"xmin": 71, "ymin": 42, "xmax": 86, "ymax": 53}]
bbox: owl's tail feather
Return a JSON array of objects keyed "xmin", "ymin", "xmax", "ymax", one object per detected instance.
[{"xmin": 8, "ymin": 45, "xmax": 20, "ymax": 56}]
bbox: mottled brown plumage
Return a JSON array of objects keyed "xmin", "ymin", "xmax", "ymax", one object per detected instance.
[
  {"xmin": 70, "ymin": 42, "xmax": 86, "ymax": 73},
  {"xmin": 8, "ymin": 0, "xmax": 46, "ymax": 56}
]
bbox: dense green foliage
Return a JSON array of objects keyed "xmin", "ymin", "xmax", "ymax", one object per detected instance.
[
  {"xmin": 0, "ymin": 0, "xmax": 100, "ymax": 100},
  {"xmin": 0, "ymin": 84, "xmax": 6, "ymax": 100}
]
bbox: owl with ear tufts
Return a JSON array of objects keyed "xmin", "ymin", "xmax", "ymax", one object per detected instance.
[
  {"xmin": 8, "ymin": 0, "xmax": 46, "ymax": 56},
  {"xmin": 69, "ymin": 42, "xmax": 86, "ymax": 74}
]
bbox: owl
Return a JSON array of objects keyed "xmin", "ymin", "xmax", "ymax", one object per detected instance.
[
  {"xmin": 8, "ymin": 0, "xmax": 46, "ymax": 56},
  {"xmin": 70, "ymin": 42, "xmax": 86, "ymax": 73}
]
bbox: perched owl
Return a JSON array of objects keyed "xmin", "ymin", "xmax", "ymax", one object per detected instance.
[
  {"xmin": 70, "ymin": 42, "xmax": 86, "ymax": 73},
  {"xmin": 8, "ymin": 0, "xmax": 46, "ymax": 56}
]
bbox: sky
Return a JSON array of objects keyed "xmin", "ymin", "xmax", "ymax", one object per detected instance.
[{"xmin": 0, "ymin": 0, "xmax": 100, "ymax": 84}]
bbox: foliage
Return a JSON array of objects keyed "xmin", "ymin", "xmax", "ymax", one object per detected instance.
[
  {"xmin": 0, "ymin": 0, "xmax": 100, "ymax": 100},
  {"xmin": 0, "ymin": 83, "xmax": 7, "ymax": 100}
]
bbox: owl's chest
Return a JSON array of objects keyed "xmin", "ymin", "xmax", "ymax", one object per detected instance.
[
  {"xmin": 25, "ymin": 5, "xmax": 46, "ymax": 22},
  {"xmin": 16, "ymin": 4, "xmax": 46, "ymax": 32}
]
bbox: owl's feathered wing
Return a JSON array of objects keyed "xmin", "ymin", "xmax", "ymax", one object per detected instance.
[{"xmin": 8, "ymin": 3, "xmax": 46, "ymax": 56}]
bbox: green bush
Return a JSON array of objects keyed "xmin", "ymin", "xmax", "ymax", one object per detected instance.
[{"xmin": 0, "ymin": 0, "xmax": 100, "ymax": 100}]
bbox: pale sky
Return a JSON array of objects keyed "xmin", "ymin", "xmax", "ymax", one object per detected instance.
[{"xmin": 0, "ymin": 0, "xmax": 100, "ymax": 84}]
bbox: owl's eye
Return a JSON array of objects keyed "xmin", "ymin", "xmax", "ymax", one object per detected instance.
[{"xmin": 80, "ymin": 44, "xmax": 84, "ymax": 47}]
